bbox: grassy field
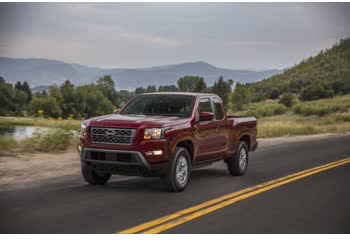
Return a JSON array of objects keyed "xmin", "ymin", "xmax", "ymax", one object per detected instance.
[{"xmin": 230, "ymin": 95, "xmax": 350, "ymax": 138}]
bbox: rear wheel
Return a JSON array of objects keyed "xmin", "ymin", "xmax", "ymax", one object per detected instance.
[
  {"xmin": 227, "ymin": 141, "xmax": 249, "ymax": 176},
  {"xmin": 162, "ymin": 147, "xmax": 191, "ymax": 192},
  {"xmin": 81, "ymin": 163, "xmax": 111, "ymax": 185}
]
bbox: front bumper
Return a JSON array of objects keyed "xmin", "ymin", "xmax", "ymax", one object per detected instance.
[{"xmin": 81, "ymin": 147, "xmax": 168, "ymax": 176}]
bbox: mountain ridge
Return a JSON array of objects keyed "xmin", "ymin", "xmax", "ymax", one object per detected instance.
[{"xmin": 0, "ymin": 57, "xmax": 281, "ymax": 90}]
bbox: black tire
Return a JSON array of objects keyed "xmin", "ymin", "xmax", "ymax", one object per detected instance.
[
  {"xmin": 227, "ymin": 141, "xmax": 249, "ymax": 176},
  {"xmin": 162, "ymin": 147, "xmax": 191, "ymax": 192},
  {"xmin": 81, "ymin": 163, "xmax": 111, "ymax": 185}
]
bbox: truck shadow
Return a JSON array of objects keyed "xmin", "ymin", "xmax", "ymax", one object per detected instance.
[{"xmin": 79, "ymin": 167, "xmax": 231, "ymax": 193}]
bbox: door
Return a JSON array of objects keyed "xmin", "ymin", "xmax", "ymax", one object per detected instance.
[
  {"xmin": 195, "ymin": 97, "xmax": 223, "ymax": 162},
  {"xmin": 213, "ymin": 97, "xmax": 230, "ymax": 154}
]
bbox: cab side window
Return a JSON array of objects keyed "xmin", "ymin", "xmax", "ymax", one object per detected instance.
[
  {"xmin": 198, "ymin": 98, "xmax": 213, "ymax": 114},
  {"xmin": 213, "ymin": 98, "xmax": 224, "ymax": 120}
]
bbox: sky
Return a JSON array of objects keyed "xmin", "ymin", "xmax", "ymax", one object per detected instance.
[{"xmin": 0, "ymin": 2, "xmax": 350, "ymax": 70}]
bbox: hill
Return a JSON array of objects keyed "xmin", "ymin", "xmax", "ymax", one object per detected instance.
[
  {"xmin": 248, "ymin": 38, "xmax": 350, "ymax": 102},
  {"xmin": 0, "ymin": 58, "xmax": 280, "ymax": 90}
]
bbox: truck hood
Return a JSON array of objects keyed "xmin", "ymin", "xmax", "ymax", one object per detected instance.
[{"xmin": 88, "ymin": 114, "xmax": 189, "ymax": 129}]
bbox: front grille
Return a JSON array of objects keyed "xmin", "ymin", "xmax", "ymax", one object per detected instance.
[{"xmin": 91, "ymin": 127, "xmax": 136, "ymax": 145}]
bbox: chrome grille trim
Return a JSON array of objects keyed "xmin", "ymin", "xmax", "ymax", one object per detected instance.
[{"xmin": 91, "ymin": 127, "xmax": 136, "ymax": 145}]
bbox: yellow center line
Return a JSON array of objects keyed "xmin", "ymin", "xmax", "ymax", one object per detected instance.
[{"xmin": 118, "ymin": 157, "xmax": 350, "ymax": 234}]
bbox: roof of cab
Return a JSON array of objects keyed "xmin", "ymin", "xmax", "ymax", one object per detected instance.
[{"xmin": 141, "ymin": 92, "xmax": 218, "ymax": 97}]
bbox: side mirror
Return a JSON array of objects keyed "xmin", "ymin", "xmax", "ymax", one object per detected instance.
[
  {"xmin": 113, "ymin": 109, "xmax": 121, "ymax": 114},
  {"xmin": 198, "ymin": 112, "xmax": 214, "ymax": 122}
]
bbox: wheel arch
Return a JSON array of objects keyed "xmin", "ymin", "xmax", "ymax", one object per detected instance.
[
  {"xmin": 239, "ymin": 134, "xmax": 251, "ymax": 150},
  {"xmin": 173, "ymin": 138, "xmax": 195, "ymax": 162}
]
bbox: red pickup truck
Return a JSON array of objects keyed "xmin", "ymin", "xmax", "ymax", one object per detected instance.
[{"xmin": 79, "ymin": 92, "xmax": 258, "ymax": 192}]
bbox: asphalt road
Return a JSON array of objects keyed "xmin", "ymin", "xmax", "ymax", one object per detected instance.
[{"xmin": 1, "ymin": 135, "xmax": 350, "ymax": 233}]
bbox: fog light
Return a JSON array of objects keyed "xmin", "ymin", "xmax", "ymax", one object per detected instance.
[{"xmin": 145, "ymin": 150, "xmax": 163, "ymax": 156}]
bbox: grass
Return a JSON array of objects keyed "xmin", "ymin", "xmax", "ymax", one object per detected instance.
[
  {"xmin": 256, "ymin": 114, "xmax": 350, "ymax": 138},
  {"xmin": 229, "ymin": 95, "xmax": 350, "ymax": 138}
]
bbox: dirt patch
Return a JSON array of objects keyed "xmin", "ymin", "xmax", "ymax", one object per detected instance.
[{"xmin": 0, "ymin": 148, "xmax": 80, "ymax": 189}]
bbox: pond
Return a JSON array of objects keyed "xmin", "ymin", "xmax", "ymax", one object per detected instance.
[{"xmin": 0, "ymin": 126, "xmax": 49, "ymax": 141}]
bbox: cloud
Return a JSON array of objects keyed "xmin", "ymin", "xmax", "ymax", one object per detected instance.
[
  {"xmin": 119, "ymin": 32, "xmax": 183, "ymax": 47},
  {"xmin": 0, "ymin": 3, "xmax": 349, "ymax": 69}
]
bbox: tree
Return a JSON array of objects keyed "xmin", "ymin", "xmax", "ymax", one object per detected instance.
[
  {"xmin": 270, "ymin": 88, "xmax": 280, "ymax": 100},
  {"xmin": 135, "ymin": 87, "xmax": 146, "ymax": 95},
  {"xmin": 177, "ymin": 76, "xmax": 204, "ymax": 92},
  {"xmin": 76, "ymin": 85, "xmax": 115, "ymax": 118},
  {"xmin": 211, "ymin": 76, "xmax": 233, "ymax": 110},
  {"xmin": 28, "ymin": 97, "xmax": 62, "ymax": 118},
  {"xmin": 158, "ymin": 85, "xmax": 178, "ymax": 92},
  {"xmin": 14, "ymin": 81, "xmax": 32, "ymax": 103},
  {"xmin": 96, "ymin": 75, "xmax": 118, "ymax": 105},
  {"xmin": 59, "ymin": 80, "xmax": 78, "ymax": 118},
  {"xmin": 146, "ymin": 85, "xmax": 157, "ymax": 93},
  {"xmin": 22, "ymin": 81, "xmax": 32, "ymax": 102},
  {"xmin": 117, "ymin": 90, "xmax": 135, "ymax": 107},
  {"xmin": 0, "ymin": 78, "xmax": 28, "ymax": 116},
  {"xmin": 279, "ymin": 93, "xmax": 295, "ymax": 107},
  {"xmin": 49, "ymin": 85, "xmax": 64, "ymax": 110},
  {"xmin": 193, "ymin": 78, "xmax": 207, "ymax": 93},
  {"xmin": 230, "ymin": 83, "xmax": 251, "ymax": 111}
]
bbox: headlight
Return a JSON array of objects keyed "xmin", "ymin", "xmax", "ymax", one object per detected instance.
[
  {"xmin": 144, "ymin": 128, "xmax": 163, "ymax": 140},
  {"xmin": 80, "ymin": 123, "xmax": 87, "ymax": 137}
]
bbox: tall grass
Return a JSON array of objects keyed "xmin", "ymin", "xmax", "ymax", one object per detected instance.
[
  {"xmin": 22, "ymin": 129, "xmax": 77, "ymax": 152},
  {"xmin": 244, "ymin": 102, "xmax": 287, "ymax": 118}
]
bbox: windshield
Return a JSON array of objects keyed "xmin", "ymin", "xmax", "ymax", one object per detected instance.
[{"xmin": 120, "ymin": 94, "xmax": 195, "ymax": 118}]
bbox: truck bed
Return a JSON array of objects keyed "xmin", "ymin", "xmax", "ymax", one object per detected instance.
[{"xmin": 226, "ymin": 115, "xmax": 257, "ymax": 126}]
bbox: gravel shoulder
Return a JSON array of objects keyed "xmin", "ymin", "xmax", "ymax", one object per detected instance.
[
  {"xmin": 0, "ymin": 148, "xmax": 80, "ymax": 190},
  {"xmin": 0, "ymin": 133, "xmax": 349, "ymax": 190}
]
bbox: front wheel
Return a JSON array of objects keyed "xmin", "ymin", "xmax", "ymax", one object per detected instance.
[
  {"xmin": 227, "ymin": 142, "xmax": 249, "ymax": 176},
  {"xmin": 81, "ymin": 163, "xmax": 111, "ymax": 185},
  {"xmin": 162, "ymin": 147, "xmax": 191, "ymax": 192}
]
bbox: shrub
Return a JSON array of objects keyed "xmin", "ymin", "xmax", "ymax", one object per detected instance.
[
  {"xmin": 246, "ymin": 103, "xmax": 287, "ymax": 118},
  {"xmin": 22, "ymin": 128, "xmax": 75, "ymax": 152},
  {"xmin": 293, "ymin": 103, "xmax": 347, "ymax": 116},
  {"xmin": 279, "ymin": 93, "xmax": 296, "ymax": 107},
  {"xmin": 300, "ymin": 82, "xmax": 334, "ymax": 101}
]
